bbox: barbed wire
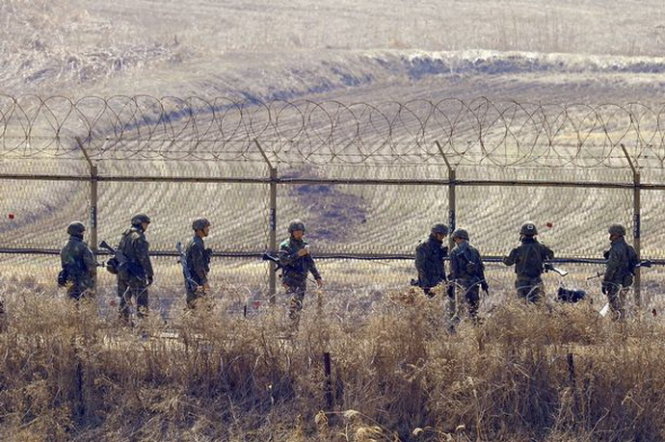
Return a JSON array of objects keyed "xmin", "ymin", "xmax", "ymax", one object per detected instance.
[{"xmin": 1, "ymin": 95, "xmax": 665, "ymax": 168}]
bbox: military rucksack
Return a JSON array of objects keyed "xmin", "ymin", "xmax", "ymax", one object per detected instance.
[{"xmin": 520, "ymin": 242, "xmax": 545, "ymax": 278}]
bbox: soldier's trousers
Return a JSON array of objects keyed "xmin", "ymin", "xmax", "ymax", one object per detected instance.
[
  {"xmin": 285, "ymin": 280, "xmax": 307, "ymax": 321},
  {"xmin": 67, "ymin": 282, "xmax": 94, "ymax": 301},
  {"xmin": 458, "ymin": 281, "xmax": 480, "ymax": 319},
  {"xmin": 118, "ymin": 276, "xmax": 149, "ymax": 319},
  {"xmin": 515, "ymin": 277, "xmax": 544, "ymax": 303},
  {"xmin": 186, "ymin": 288, "xmax": 206, "ymax": 309},
  {"xmin": 606, "ymin": 284, "xmax": 629, "ymax": 320}
]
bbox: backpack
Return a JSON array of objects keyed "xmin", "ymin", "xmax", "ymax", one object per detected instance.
[{"xmin": 520, "ymin": 242, "xmax": 544, "ymax": 278}]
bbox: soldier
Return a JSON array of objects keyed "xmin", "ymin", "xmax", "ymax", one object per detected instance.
[
  {"xmin": 185, "ymin": 218, "xmax": 212, "ymax": 308},
  {"xmin": 503, "ymin": 222, "xmax": 554, "ymax": 302},
  {"xmin": 449, "ymin": 229, "xmax": 488, "ymax": 321},
  {"xmin": 59, "ymin": 221, "xmax": 96, "ymax": 300},
  {"xmin": 116, "ymin": 214, "xmax": 153, "ymax": 320},
  {"xmin": 278, "ymin": 220, "xmax": 323, "ymax": 326},
  {"xmin": 415, "ymin": 223, "xmax": 449, "ymax": 297},
  {"xmin": 602, "ymin": 224, "xmax": 637, "ymax": 320}
]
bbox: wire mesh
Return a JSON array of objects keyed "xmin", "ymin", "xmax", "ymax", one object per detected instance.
[{"xmin": 1, "ymin": 96, "xmax": 665, "ymax": 304}]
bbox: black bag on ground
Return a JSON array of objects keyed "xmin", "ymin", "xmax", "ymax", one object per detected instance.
[{"xmin": 557, "ymin": 286, "xmax": 586, "ymax": 303}]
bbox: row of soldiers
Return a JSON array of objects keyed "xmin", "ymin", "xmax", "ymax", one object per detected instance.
[
  {"xmin": 415, "ymin": 222, "xmax": 638, "ymax": 320},
  {"xmin": 59, "ymin": 214, "xmax": 637, "ymax": 322},
  {"xmin": 59, "ymin": 215, "xmax": 322, "ymax": 322}
]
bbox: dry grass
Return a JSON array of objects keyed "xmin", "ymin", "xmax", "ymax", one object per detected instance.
[{"xmin": 1, "ymin": 273, "xmax": 665, "ymax": 441}]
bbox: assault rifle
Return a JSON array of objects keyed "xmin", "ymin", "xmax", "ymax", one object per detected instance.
[
  {"xmin": 544, "ymin": 262, "xmax": 568, "ymax": 277},
  {"xmin": 586, "ymin": 260, "xmax": 653, "ymax": 281},
  {"xmin": 176, "ymin": 242, "xmax": 199, "ymax": 293},
  {"xmin": 99, "ymin": 240, "xmax": 119, "ymax": 274},
  {"xmin": 262, "ymin": 252, "xmax": 283, "ymax": 272}
]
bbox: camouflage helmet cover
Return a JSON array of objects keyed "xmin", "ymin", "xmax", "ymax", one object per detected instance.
[
  {"xmin": 192, "ymin": 217, "xmax": 211, "ymax": 231},
  {"xmin": 431, "ymin": 223, "xmax": 449, "ymax": 235},
  {"xmin": 608, "ymin": 224, "xmax": 626, "ymax": 236},
  {"xmin": 520, "ymin": 222, "xmax": 538, "ymax": 236},
  {"xmin": 288, "ymin": 219, "xmax": 306, "ymax": 233},
  {"xmin": 452, "ymin": 228, "xmax": 469, "ymax": 240},
  {"xmin": 67, "ymin": 221, "xmax": 86, "ymax": 236},
  {"xmin": 131, "ymin": 213, "xmax": 151, "ymax": 226}
]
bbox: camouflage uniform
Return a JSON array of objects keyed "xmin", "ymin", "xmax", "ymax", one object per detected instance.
[
  {"xmin": 602, "ymin": 224, "xmax": 637, "ymax": 320},
  {"xmin": 116, "ymin": 215, "xmax": 153, "ymax": 319},
  {"xmin": 503, "ymin": 224, "xmax": 554, "ymax": 302},
  {"xmin": 279, "ymin": 224, "xmax": 322, "ymax": 322},
  {"xmin": 185, "ymin": 235, "xmax": 210, "ymax": 308},
  {"xmin": 60, "ymin": 222, "xmax": 96, "ymax": 300},
  {"xmin": 415, "ymin": 224, "xmax": 449, "ymax": 297},
  {"xmin": 449, "ymin": 230, "xmax": 486, "ymax": 320}
]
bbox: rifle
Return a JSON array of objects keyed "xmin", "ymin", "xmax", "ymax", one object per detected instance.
[
  {"xmin": 99, "ymin": 240, "xmax": 120, "ymax": 274},
  {"xmin": 544, "ymin": 262, "xmax": 568, "ymax": 277},
  {"xmin": 262, "ymin": 252, "xmax": 283, "ymax": 272},
  {"xmin": 176, "ymin": 242, "xmax": 199, "ymax": 293},
  {"xmin": 587, "ymin": 260, "xmax": 653, "ymax": 280}
]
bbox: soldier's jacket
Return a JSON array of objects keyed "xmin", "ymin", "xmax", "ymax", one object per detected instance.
[
  {"xmin": 278, "ymin": 237, "xmax": 321, "ymax": 285},
  {"xmin": 604, "ymin": 237, "xmax": 637, "ymax": 286},
  {"xmin": 415, "ymin": 234, "xmax": 448, "ymax": 288},
  {"xmin": 116, "ymin": 227, "xmax": 153, "ymax": 280},
  {"xmin": 503, "ymin": 237, "xmax": 554, "ymax": 279},
  {"xmin": 450, "ymin": 241, "xmax": 485, "ymax": 284},
  {"xmin": 185, "ymin": 235, "xmax": 210, "ymax": 286},
  {"xmin": 60, "ymin": 235, "xmax": 96, "ymax": 288}
]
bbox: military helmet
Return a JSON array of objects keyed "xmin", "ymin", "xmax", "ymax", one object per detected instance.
[
  {"xmin": 131, "ymin": 213, "xmax": 151, "ymax": 226},
  {"xmin": 192, "ymin": 217, "xmax": 211, "ymax": 231},
  {"xmin": 520, "ymin": 222, "xmax": 538, "ymax": 236},
  {"xmin": 67, "ymin": 221, "xmax": 86, "ymax": 236},
  {"xmin": 452, "ymin": 229, "xmax": 469, "ymax": 240},
  {"xmin": 608, "ymin": 224, "xmax": 626, "ymax": 236},
  {"xmin": 431, "ymin": 223, "xmax": 449, "ymax": 235},
  {"xmin": 288, "ymin": 219, "xmax": 306, "ymax": 233}
]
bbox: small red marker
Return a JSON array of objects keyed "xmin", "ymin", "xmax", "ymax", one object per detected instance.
[
  {"xmin": 8, "ymin": 213, "xmax": 14, "ymax": 220},
  {"xmin": 546, "ymin": 222, "xmax": 553, "ymax": 228}
]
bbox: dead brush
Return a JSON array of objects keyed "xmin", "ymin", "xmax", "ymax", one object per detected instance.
[{"xmin": 2, "ymin": 280, "xmax": 665, "ymax": 440}]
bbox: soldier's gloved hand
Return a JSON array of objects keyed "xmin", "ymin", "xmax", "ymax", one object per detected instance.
[
  {"xmin": 147, "ymin": 275, "xmax": 154, "ymax": 286},
  {"xmin": 480, "ymin": 281, "xmax": 489, "ymax": 292},
  {"xmin": 315, "ymin": 278, "xmax": 324, "ymax": 288}
]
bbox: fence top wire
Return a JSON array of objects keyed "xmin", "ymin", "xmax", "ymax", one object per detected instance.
[{"xmin": 1, "ymin": 95, "xmax": 665, "ymax": 170}]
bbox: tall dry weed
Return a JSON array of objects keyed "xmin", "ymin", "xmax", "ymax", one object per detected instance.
[{"xmin": 1, "ymin": 277, "xmax": 665, "ymax": 441}]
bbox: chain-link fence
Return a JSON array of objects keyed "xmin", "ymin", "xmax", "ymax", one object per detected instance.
[{"xmin": 2, "ymin": 96, "xmax": 665, "ymax": 311}]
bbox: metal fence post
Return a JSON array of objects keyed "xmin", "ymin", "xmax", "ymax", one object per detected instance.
[
  {"xmin": 621, "ymin": 144, "xmax": 641, "ymax": 306},
  {"xmin": 436, "ymin": 141, "xmax": 456, "ymax": 251},
  {"xmin": 76, "ymin": 137, "xmax": 98, "ymax": 287},
  {"xmin": 255, "ymin": 139, "xmax": 278, "ymax": 303}
]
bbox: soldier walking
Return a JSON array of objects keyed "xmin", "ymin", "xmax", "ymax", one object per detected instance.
[
  {"xmin": 503, "ymin": 223, "xmax": 554, "ymax": 302},
  {"xmin": 415, "ymin": 223, "xmax": 449, "ymax": 297},
  {"xmin": 185, "ymin": 218, "xmax": 212, "ymax": 308},
  {"xmin": 59, "ymin": 221, "xmax": 96, "ymax": 300},
  {"xmin": 602, "ymin": 224, "xmax": 637, "ymax": 320},
  {"xmin": 449, "ymin": 229, "xmax": 488, "ymax": 321},
  {"xmin": 278, "ymin": 220, "xmax": 323, "ymax": 327},
  {"xmin": 116, "ymin": 214, "xmax": 153, "ymax": 320}
]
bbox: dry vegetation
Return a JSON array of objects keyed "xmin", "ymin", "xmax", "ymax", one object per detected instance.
[{"xmin": 1, "ymin": 274, "xmax": 665, "ymax": 441}]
